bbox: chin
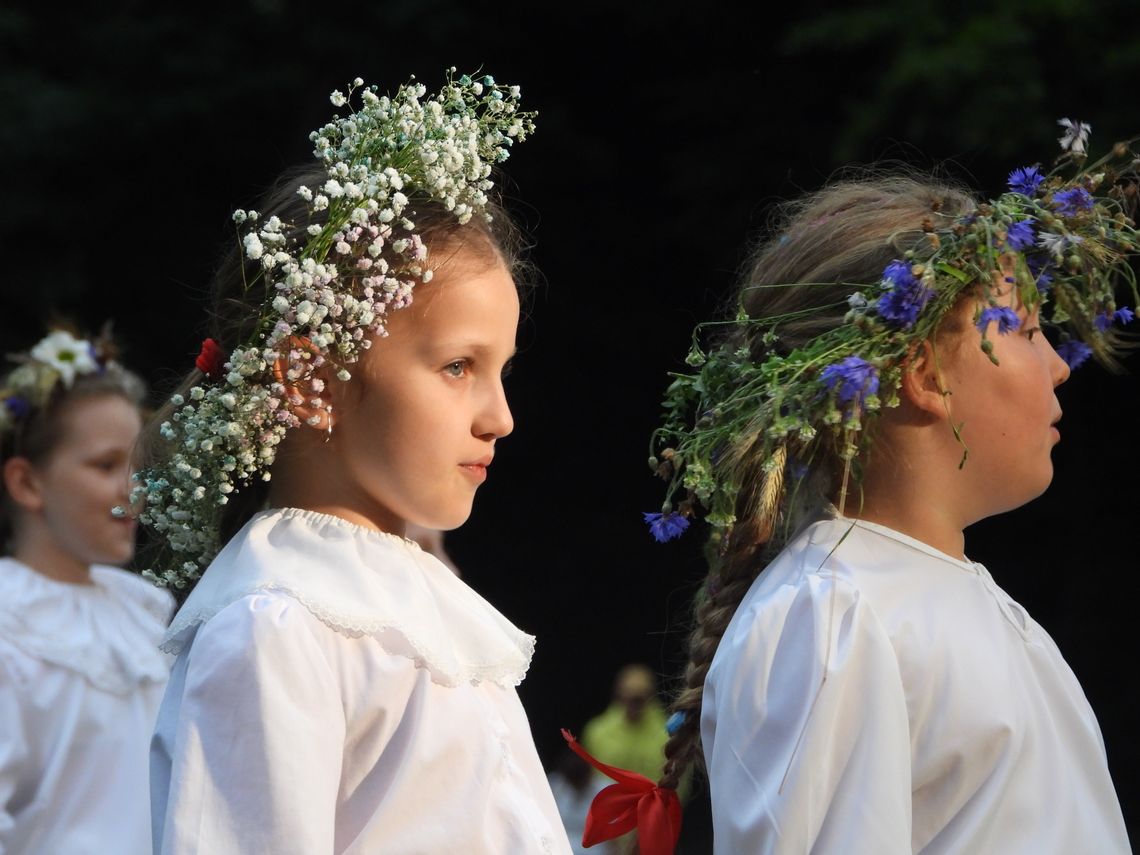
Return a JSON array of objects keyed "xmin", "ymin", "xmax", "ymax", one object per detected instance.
[
  {"xmin": 94, "ymin": 541, "xmax": 136, "ymax": 567},
  {"xmin": 423, "ymin": 506, "xmax": 474, "ymax": 532}
]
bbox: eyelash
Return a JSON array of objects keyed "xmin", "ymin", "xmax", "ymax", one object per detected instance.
[
  {"xmin": 443, "ymin": 359, "xmax": 515, "ymax": 379},
  {"xmin": 1025, "ymin": 326, "xmax": 1041, "ymax": 341}
]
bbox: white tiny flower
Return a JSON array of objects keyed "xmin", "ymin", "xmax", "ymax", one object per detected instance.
[
  {"xmin": 243, "ymin": 233, "xmax": 264, "ymax": 260},
  {"xmin": 330, "ymin": 90, "xmax": 347, "ymax": 107},
  {"xmin": 297, "ymin": 185, "xmax": 313, "ymax": 201},
  {"xmin": 307, "ymin": 224, "xmax": 322, "ymax": 236}
]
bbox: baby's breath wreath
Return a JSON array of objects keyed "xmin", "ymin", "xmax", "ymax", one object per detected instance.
[
  {"xmin": 646, "ymin": 120, "xmax": 1139, "ymax": 546},
  {"xmin": 129, "ymin": 71, "xmax": 535, "ymax": 588}
]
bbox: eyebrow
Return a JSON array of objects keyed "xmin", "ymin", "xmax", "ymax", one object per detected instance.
[{"xmin": 430, "ymin": 341, "xmax": 518, "ymax": 360}]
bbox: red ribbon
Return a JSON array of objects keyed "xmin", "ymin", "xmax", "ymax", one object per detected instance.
[
  {"xmin": 560, "ymin": 728, "xmax": 681, "ymax": 855},
  {"xmin": 195, "ymin": 338, "xmax": 226, "ymax": 380}
]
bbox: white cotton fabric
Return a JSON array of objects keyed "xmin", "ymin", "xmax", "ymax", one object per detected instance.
[
  {"xmin": 151, "ymin": 506, "xmax": 571, "ymax": 855},
  {"xmin": 702, "ymin": 516, "xmax": 1130, "ymax": 855},
  {"xmin": 0, "ymin": 557, "xmax": 174, "ymax": 855}
]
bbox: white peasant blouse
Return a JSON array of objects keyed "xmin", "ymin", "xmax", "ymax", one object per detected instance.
[
  {"xmin": 0, "ymin": 557, "xmax": 174, "ymax": 855},
  {"xmin": 702, "ymin": 516, "xmax": 1130, "ymax": 854},
  {"xmin": 150, "ymin": 507, "xmax": 572, "ymax": 855}
]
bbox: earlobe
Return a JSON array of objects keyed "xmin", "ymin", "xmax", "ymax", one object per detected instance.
[{"xmin": 2, "ymin": 456, "xmax": 45, "ymax": 513}]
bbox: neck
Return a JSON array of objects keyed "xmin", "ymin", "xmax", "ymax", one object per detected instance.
[
  {"xmin": 267, "ymin": 432, "xmax": 406, "ymax": 538},
  {"xmin": 849, "ymin": 425, "xmax": 972, "ymax": 561},
  {"xmin": 11, "ymin": 529, "xmax": 95, "ymax": 586}
]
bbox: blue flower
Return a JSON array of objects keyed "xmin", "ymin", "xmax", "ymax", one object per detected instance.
[
  {"xmin": 876, "ymin": 260, "xmax": 933, "ymax": 328},
  {"xmin": 881, "ymin": 259, "xmax": 915, "ymax": 289},
  {"xmin": 1008, "ymin": 166, "xmax": 1045, "ymax": 196},
  {"xmin": 643, "ymin": 511, "xmax": 690, "ymax": 543},
  {"xmin": 1005, "ymin": 219, "xmax": 1036, "ymax": 252},
  {"xmin": 1052, "ymin": 187, "xmax": 1094, "ymax": 217},
  {"xmin": 1095, "ymin": 307, "xmax": 1135, "ymax": 331},
  {"xmin": 1057, "ymin": 340, "xmax": 1092, "ymax": 369},
  {"xmin": 1026, "ymin": 255, "xmax": 1054, "ymax": 293},
  {"xmin": 3, "ymin": 396, "xmax": 29, "ymax": 419},
  {"xmin": 976, "ymin": 306, "xmax": 1021, "ymax": 335},
  {"xmin": 820, "ymin": 356, "xmax": 879, "ymax": 406}
]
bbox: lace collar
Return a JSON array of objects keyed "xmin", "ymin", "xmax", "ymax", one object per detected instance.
[
  {"xmin": 163, "ymin": 507, "xmax": 536, "ymax": 689},
  {"xmin": 0, "ymin": 557, "xmax": 175, "ymax": 695}
]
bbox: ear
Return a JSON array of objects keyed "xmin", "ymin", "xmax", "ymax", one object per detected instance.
[
  {"xmin": 2, "ymin": 456, "xmax": 46, "ymax": 513},
  {"xmin": 899, "ymin": 339, "xmax": 952, "ymax": 420},
  {"xmin": 271, "ymin": 337, "xmax": 337, "ymax": 433}
]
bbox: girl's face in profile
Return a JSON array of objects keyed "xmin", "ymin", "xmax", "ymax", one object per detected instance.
[
  {"xmin": 329, "ymin": 245, "xmax": 519, "ymax": 535},
  {"xmin": 32, "ymin": 394, "xmax": 142, "ymax": 568},
  {"xmin": 941, "ymin": 281, "xmax": 1071, "ymax": 517}
]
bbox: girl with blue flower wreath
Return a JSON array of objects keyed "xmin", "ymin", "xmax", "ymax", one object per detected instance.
[
  {"xmin": 1, "ymin": 325, "xmax": 174, "ymax": 855},
  {"xmin": 575, "ymin": 123, "xmax": 1134, "ymax": 855},
  {"xmin": 136, "ymin": 73, "xmax": 573, "ymax": 854}
]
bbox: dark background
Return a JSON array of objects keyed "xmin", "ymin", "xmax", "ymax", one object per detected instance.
[{"xmin": 3, "ymin": 1, "xmax": 1138, "ymax": 847}]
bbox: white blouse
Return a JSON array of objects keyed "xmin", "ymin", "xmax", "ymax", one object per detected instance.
[
  {"xmin": 151, "ymin": 507, "xmax": 571, "ymax": 855},
  {"xmin": 0, "ymin": 557, "xmax": 174, "ymax": 855},
  {"xmin": 702, "ymin": 516, "xmax": 1130, "ymax": 854}
]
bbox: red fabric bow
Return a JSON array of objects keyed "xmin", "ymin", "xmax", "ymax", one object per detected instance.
[
  {"xmin": 195, "ymin": 338, "xmax": 226, "ymax": 380},
  {"xmin": 560, "ymin": 728, "xmax": 681, "ymax": 855}
]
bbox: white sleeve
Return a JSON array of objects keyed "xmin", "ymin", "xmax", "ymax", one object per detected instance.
[
  {"xmin": 153, "ymin": 596, "xmax": 347, "ymax": 855},
  {"xmin": 0, "ymin": 647, "xmax": 30, "ymax": 855},
  {"xmin": 704, "ymin": 575, "xmax": 911, "ymax": 854}
]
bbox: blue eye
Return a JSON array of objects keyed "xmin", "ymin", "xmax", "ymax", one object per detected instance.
[{"xmin": 444, "ymin": 360, "xmax": 467, "ymax": 377}]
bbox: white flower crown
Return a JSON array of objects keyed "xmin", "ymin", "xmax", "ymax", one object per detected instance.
[{"xmin": 130, "ymin": 71, "xmax": 536, "ymax": 588}]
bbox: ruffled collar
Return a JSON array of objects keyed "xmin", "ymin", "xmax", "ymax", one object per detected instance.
[
  {"xmin": 0, "ymin": 557, "xmax": 175, "ymax": 695},
  {"xmin": 163, "ymin": 507, "xmax": 536, "ymax": 689}
]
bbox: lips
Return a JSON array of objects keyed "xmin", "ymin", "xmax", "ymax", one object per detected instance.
[{"xmin": 459, "ymin": 455, "xmax": 493, "ymax": 483}]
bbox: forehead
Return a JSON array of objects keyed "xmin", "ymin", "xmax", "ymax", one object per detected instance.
[
  {"xmin": 382, "ymin": 249, "xmax": 519, "ymax": 344},
  {"xmin": 53, "ymin": 394, "xmax": 142, "ymax": 452}
]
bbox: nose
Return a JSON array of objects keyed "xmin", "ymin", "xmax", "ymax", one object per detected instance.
[
  {"xmin": 475, "ymin": 376, "xmax": 514, "ymax": 440},
  {"xmin": 1045, "ymin": 336, "xmax": 1071, "ymax": 387}
]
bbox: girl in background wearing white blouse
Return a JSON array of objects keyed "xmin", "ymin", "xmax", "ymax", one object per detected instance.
[
  {"xmin": 139, "ymin": 75, "xmax": 571, "ymax": 854},
  {"xmin": 0, "ymin": 326, "xmax": 174, "ymax": 855},
  {"xmin": 599, "ymin": 167, "xmax": 1131, "ymax": 854}
]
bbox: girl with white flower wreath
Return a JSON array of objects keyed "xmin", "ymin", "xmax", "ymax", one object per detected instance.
[
  {"xmin": 568, "ymin": 126, "xmax": 1134, "ymax": 855},
  {"xmin": 0, "ymin": 326, "xmax": 174, "ymax": 855},
  {"xmin": 138, "ymin": 72, "xmax": 573, "ymax": 854}
]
